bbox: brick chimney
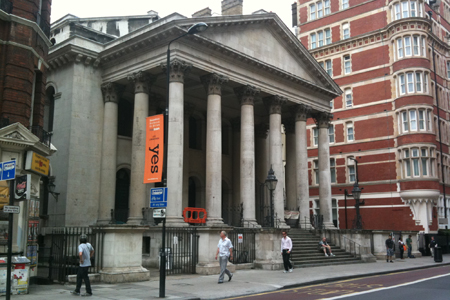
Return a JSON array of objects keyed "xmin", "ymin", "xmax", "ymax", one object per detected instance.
[
  {"xmin": 221, "ymin": 0, "xmax": 243, "ymax": 16},
  {"xmin": 192, "ymin": 7, "xmax": 212, "ymax": 18}
]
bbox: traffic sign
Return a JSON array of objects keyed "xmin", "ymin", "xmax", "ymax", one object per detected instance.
[
  {"xmin": 3, "ymin": 206, "xmax": 19, "ymax": 214},
  {"xmin": 150, "ymin": 187, "xmax": 168, "ymax": 208},
  {"xmin": 153, "ymin": 208, "xmax": 166, "ymax": 218},
  {"xmin": 0, "ymin": 160, "xmax": 16, "ymax": 181}
]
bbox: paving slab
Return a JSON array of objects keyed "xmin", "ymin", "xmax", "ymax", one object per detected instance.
[{"xmin": 26, "ymin": 255, "xmax": 450, "ymax": 300}]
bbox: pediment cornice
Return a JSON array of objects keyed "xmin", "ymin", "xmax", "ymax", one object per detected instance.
[{"xmin": 0, "ymin": 123, "xmax": 55, "ymax": 156}]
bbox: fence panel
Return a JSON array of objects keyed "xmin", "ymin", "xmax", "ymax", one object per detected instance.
[
  {"xmin": 163, "ymin": 227, "xmax": 199, "ymax": 275},
  {"xmin": 228, "ymin": 228, "xmax": 256, "ymax": 264}
]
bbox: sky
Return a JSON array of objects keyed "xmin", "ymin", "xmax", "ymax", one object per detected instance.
[{"xmin": 50, "ymin": 0, "xmax": 295, "ymax": 28}]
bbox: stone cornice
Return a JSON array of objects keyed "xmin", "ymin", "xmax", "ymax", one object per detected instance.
[
  {"xmin": 0, "ymin": 123, "xmax": 55, "ymax": 156},
  {"xmin": 47, "ymin": 43, "xmax": 102, "ymax": 71}
]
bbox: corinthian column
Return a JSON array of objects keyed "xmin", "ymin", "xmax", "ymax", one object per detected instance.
[
  {"xmin": 315, "ymin": 112, "xmax": 335, "ymax": 229},
  {"xmin": 97, "ymin": 82, "xmax": 121, "ymax": 225},
  {"xmin": 235, "ymin": 86, "xmax": 260, "ymax": 228},
  {"xmin": 265, "ymin": 95, "xmax": 288, "ymax": 228},
  {"xmin": 295, "ymin": 104, "xmax": 311, "ymax": 229},
  {"xmin": 127, "ymin": 71, "xmax": 153, "ymax": 225},
  {"xmin": 161, "ymin": 59, "xmax": 191, "ymax": 226},
  {"xmin": 202, "ymin": 73, "xmax": 229, "ymax": 226}
]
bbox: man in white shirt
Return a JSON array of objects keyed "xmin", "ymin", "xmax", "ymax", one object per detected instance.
[
  {"xmin": 281, "ymin": 231, "xmax": 293, "ymax": 273},
  {"xmin": 71, "ymin": 234, "xmax": 94, "ymax": 296},
  {"xmin": 215, "ymin": 231, "xmax": 233, "ymax": 283}
]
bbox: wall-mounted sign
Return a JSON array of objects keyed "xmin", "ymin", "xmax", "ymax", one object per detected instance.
[
  {"xmin": 14, "ymin": 174, "xmax": 31, "ymax": 201},
  {"xmin": 25, "ymin": 151, "xmax": 49, "ymax": 176}
]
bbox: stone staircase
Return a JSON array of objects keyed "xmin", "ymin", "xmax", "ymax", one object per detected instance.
[{"xmin": 289, "ymin": 229, "xmax": 362, "ymax": 268}]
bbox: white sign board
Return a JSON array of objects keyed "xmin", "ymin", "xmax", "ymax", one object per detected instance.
[
  {"xmin": 3, "ymin": 206, "xmax": 20, "ymax": 214},
  {"xmin": 238, "ymin": 233, "xmax": 243, "ymax": 243},
  {"xmin": 153, "ymin": 208, "xmax": 166, "ymax": 218}
]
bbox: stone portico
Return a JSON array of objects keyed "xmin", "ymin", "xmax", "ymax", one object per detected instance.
[{"xmin": 45, "ymin": 12, "xmax": 341, "ymax": 281}]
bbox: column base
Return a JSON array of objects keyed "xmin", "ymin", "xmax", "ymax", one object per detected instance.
[
  {"xmin": 242, "ymin": 219, "xmax": 261, "ymax": 228},
  {"xmin": 196, "ymin": 261, "xmax": 236, "ymax": 275},
  {"xmin": 206, "ymin": 217, "xmax": 224, "ymax": 227},
  {"xmin": 96, "ymin": 219, "xmax": 112, "ymax": 226},
  {"xmin": 277, "ymin": 220, "xmax": 290, "ymax": 229},
  {"xmin": 100, "ymin": 266, "xmax": 150, "ymax": 283},
  {"xmin": 253, "ymin": 259, "xmax": 283, "ymax": 270},
  {"xmin": 127, "ymin": 217, "xmax": 143, "ymax": 225},
  {"xmin": 165, "ymin": 216, "xmax": 189, "ymax": 227},
  {"xmin": 323, "ymin": 222, "xmax": 337, "ymax": 229}
]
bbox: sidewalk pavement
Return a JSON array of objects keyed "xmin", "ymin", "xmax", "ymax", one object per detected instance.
[{"xmin": 28, "ymin": 255, "xmax": 450, "ymax": 300}]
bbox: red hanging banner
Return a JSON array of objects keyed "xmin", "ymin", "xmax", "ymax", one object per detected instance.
[{"xmin": 144, "ymin": 114, "xmax": 164, "ymax": 183}]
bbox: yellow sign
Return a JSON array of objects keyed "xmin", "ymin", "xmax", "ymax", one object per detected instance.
[
  {"xmin": 25, "ymin": 151, "xmax": 49, "ymax": 176},
  {"xmin": 0, "ymin": 187, "xmax": 9, "ymax": 209}
]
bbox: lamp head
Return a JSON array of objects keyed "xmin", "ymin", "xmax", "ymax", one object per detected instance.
[
  {"xmin": 351, "ymin": 182, "xmax": 362, "ymax": 201},
  {"xmin": 265, "ymin": 166, "xmax": 278, "ymax": 191},
  {"xmin": 187, "ymin": 22, "xmax": 208, "ymax": 35},
  {"xmin": 48, "ymin": 180, "xmax": 55, "ymax": 193}
]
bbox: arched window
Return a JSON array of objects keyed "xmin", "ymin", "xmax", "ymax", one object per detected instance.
[
  {"xmin": 397, "ymin": 107, "xmax": 433, "ymax": 134},
  {"xmin": 394, "ymin": 35, "xmax": 426, "ymax": 60},
  {"xmin": 396, "ymin": 71, "xmax": 429, "ymax": 96}
]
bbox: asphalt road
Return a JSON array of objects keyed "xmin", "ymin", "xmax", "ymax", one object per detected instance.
[{"xmin": 224, "ymin": 265, "xmax": 450, "ymax": 300}]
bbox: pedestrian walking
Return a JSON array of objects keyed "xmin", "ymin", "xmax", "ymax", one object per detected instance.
[
  {"xmin": 215, "ymin": 231, "xmax": 233, "ymax": 284},
  {"xmin": 385, "ymin": 234, "xmax": 394, "ymax": 263},
  {"xmin": 398, "ymin": 237, "xmax": 405, "ymax": 260},
  {"xmin": 281, "ymin": 231, "xmax": 293, "ymax": 273},
  {"xmin": 429, "ymin": 236, "xmax": 437, "ymax": 258},
  {"xmin": 71, "ymin": 234, "xmax": 94, "ymax": 297},
  {"xmin": 406, "ymin": 235, "xmax": 413, "ymax": 258}
]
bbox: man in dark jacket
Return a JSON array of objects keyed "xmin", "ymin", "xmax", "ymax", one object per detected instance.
[
  {"xmin": 385, "ymin": 235, "xmax": 394, "ymax": 263},
  {"xmin": 429, "ymin": 236, "xmax": 437, "ymax": 258}
]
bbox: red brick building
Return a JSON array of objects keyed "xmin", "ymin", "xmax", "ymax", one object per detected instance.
[
  {"xmin": 296, "ymin": 0, "xmax": 450, "ymax": 232},
  {"xmin": 0, "ymin": 0, "xmax": 52, "ymax": 130}
]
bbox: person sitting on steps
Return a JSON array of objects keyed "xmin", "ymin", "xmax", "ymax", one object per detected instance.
[{"xmin": 319, "ymin": 237, "xmax": 335, "ymax": 257}]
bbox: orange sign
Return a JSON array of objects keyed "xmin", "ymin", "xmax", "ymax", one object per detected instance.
[{"xmin": 144, "ymin": 114, "xmax": 164, "ymax": 183}]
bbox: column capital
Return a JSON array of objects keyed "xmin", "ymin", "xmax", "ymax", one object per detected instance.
[
  {"xmin": 201, "ymin": 73, "xmax": 229, "ymax": 96},
  {"xmin": 161, "ymin": 58, "xmax": 192, "ymax": 83},
  {"xmin": 127, "ymin": 71, "xmax": 155, "ymax": 94},
  {"xmin": 264, "ymin": 95, "xmax": 287, "ymax": 115},
  {"xmin": 101, "ymin": 82, "xmax": 122, "ymax": 103},
  {"xmin": 313, "ymin": 112, "xmax": 334, "ymax": 128},
  {"xmin": 294, "ymin": 104, "xmax": 312, "ymax": 122},
  {"xmin": 234, "ymin": 85, "xmax": 260, "ymax": 106}
]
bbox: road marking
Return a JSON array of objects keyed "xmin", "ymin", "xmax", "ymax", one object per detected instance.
[{"xmin": 322, "ymin": 273, "xmax": 450, "ymax": 300}]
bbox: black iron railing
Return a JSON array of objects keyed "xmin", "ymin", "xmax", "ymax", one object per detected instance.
[
  {"xmin": 30, "ymin": 126, "xmax": 52, "ymax": 147},
  {"xmin": 228, "ymin": 228, "xmax": 256, "ymax": 265},
  {"xmin": 162, "ymin": 227, "xmax": 199, "ymax": 275},
  {"xmin": 310, "ymin": 214, "xmax": 324, "ymax": 230},
  {"xmin": 0, "ymin": 0, "xmax": 12, "ymax": 14},
  {"xmin": 41, "ymin": 227, "xmax": 104, "ymax": 283}
]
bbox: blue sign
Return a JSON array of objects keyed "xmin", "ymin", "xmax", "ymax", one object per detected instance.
[
  {"xmin": 150, "ymin": 187, "xmax": 168, "ymax": 208},
  {"xmin": 0, "ymin": 160, "xmax": 16, "ymax": 181}
]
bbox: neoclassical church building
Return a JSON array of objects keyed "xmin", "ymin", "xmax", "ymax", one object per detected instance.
[{"xmin": 43, "ymin": 2, "xmax": 340, "ymax": 279}]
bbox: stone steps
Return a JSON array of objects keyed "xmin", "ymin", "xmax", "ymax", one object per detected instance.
[{"xmin": 287, "ymin": 229, "xmax": 361, "ymax": 268}]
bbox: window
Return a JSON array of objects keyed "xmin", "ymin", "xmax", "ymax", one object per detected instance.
[
  {"xmin": 330, "ymin": 99, "xmax": 334, "ymax": 109},
  {"xmin": 314, "ymin": 160, "xmax": 319, "ymax": 184},
  {"xmin": 318, "ymin": 31, "xmax": 324, "ymax": 47},
  {"xmin": 313, "ymin": 127, "xmax": 318, "ymax": 146},
  {"xmin": 400, "ymin": 146, "xmax": 435, "ymax": 178},
  {"xmin": 329, "ymin": 125, "xmax": 335, "ymax": 143},
  {"xmin": 325, "ymin": 29, "xmax": 331, "ymax": 45},
  {"xmin": 311, "ymin": 33, "xmax": 317, "ymax": 49},
  {"xmin": 398, "ymin": 108, "xmax": 433, "ymax": 134},
  {"xmin": 397, "ymin": 39, "xmax": 404, "ymax": 58},
  {"xmin": 348, "ymin": 157, "xmax": 356, "ymax": 182},
  {"xmin": 413, "ymin": 36, "xmax": 419, "ymax": 55},
  {"xmin": 310, "ymin": 4, "xmax": 316, "ymax": 20},
  {"xmin": 391, "ymin": 1, "xmax": 423, "ymax": 20},
  {"xmin": 421, "ymin": 36, "xmax": 426, "ymax": 57},
  {"xmin": 404, "ymin": 36, "xmax": 411, "ymax": 56},
  {"xmin": 325, "ymin": 60, "xmax": 332, "ymax": 76},
  {"xmin": 346, "ymin": 123, "xmax": 354, "ymax": 141},
  {"xmin": 343, "ymin": 0, "xmax": 349, "ymax": 9},
  {"xmin": 344, "ymin": 55, "xmax": 351, "ymax": 74},
  {"xmin": 318, "ymin": 1, "xmax": 323, "ymax": 18},
  {"xmin": 343, "ymin": 23, "xmax": 350, "ymax": 39},
  {"xmin": 345, "ymin": 89, "xmax": 353, "ymax": 108},
  {"xmin": 396, "ymin": 71, "xmax": 429, "ymax": 96},
  {"xmin": 325, "ymin": 0, "xmax": 331, "ymax": 15},
  {"xmin": 447, "ymin": 61, "xmax": 450, "ymax": 78},
  {"xmin": 330, "ymin": 158, "xmax": 336, "ymax": 183}
]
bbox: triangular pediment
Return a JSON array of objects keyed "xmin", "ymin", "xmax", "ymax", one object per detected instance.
[
  {"xmin": 181, "ymin": 14, "xmax": 341, "ymax": 96},
  {"xmin": 0, "ymin": 123, "xmax": 40, "ymax": 144}
]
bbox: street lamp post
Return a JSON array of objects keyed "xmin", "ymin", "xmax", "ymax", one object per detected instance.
[
  {"xmin": 265, "ymin": 166, "xmax": 278, "ymax": 228},
  {"xmin": 160, "ymin": 22, "xmax": 208, "ymax": 298},
  {"xmin": 349, "ymin": 158, "xmax": 364, "ymax": 229},
  {"xmin": 343, "ymin": 189, "xmax": 352, "ymax": 230}
]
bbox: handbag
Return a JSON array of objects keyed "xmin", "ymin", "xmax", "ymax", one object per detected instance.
[{"xmin": 403, "ymin": 245, "xmax": 407, "ymax": 251}]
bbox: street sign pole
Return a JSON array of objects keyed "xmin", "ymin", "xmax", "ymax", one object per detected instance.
[
  {"xmin": 6, "ymin": 179, "xmax": 13, "ymax": 300},
  {"xmin": 159, "ymin": 217, "xmax": 166, "ymax": 298}
]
